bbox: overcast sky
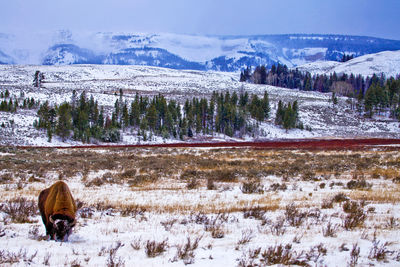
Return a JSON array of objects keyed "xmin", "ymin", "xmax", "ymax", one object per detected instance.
[{"xmin": 1, "ymin": 0, "xmax": 399, "ymax": 40}]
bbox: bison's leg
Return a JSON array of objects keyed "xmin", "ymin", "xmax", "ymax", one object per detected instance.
[{"xmin": 46, "ymin": 222, "xmax": 55, "ymax": 240}]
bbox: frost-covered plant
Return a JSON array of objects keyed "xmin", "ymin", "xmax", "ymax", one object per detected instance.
[
  {"xmin": 130, "ymin": 237, "xmax": 142, "ymax": 250},
  {"xmin": 270, "ymin": 217, "xmax": 286, "ymax": 236},
  {"xmin": 171, "ymin": 236, "xmax": 202, "ymax": 265},
  {"xmin": 243, "ymin": 206, "xmax": 266, "ymax": 221},
  {"xmin": 0, "ymin": 197, "xmax": 38, "ymax": 223},
  {"xmin": 106, "ymin": 242, "xmax": 125, "ymax": 267},
  {"xmin": 342, "ymin": 201, "xmax": 366, "ymax": 230},
  {"xmin": 240, "ymin": 180, "xmax": 264, "ymax": 194},
  {"xmin": 285, "ymin": 203, "xmax": 306, "ymax": 227},
  {"xmin": 322, "ymin": 221, "xmax": 338, "ymax": 237},
  {"xmin": 348, "ymin": 243, "xmax": 360, "ymax": 267},
  {"xmin": 145, "ymin": 239, "xmax": 168, "ymax": 258},
  {"xmin": 236, "ymin": 229, "xmax": 254, "ymax": 248},
  {"xmin": 368, "ymin": 241, "xmax": 394, "ymax": 261},
  {"xmin": 347, "ymin": 179, "xmax": 372, "ymax": 190},
  {"xmin": 42, "ymin": 252, "xmax": 51, "ymax": 266},
  {"xmin": 160, "ymin": 218, "xmax": 178, "ymax": 231},
  {"xmin": 0, "ymin": 249, "xmax": 37, "ymax": 265}
]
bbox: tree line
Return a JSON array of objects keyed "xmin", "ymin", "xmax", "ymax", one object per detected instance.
[
  {"xmin": 0, "ymin": 89, "xmax": 39, "ymax": 113},
  {"xmin": 34, "ymin": 89, "xmax": 303, "ymax": 143},
  {"xmin": 240, "ymin": 64, "xmax": 400, "ymax": 120}
]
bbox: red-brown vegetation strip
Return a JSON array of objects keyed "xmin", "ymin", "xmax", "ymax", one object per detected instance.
[{"xmin": 16, "ymin": 138, "xmax": 400, "ymax": 150}]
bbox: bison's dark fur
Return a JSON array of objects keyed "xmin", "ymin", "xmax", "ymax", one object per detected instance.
[{"xmin": 38, "ymin": 181, "xmax": 77, "ymax": 241}]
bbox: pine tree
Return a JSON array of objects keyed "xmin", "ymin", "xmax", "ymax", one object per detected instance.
[
  {"xmin": 262, "ymin": 91, "xmax": 270, "ymax": 119},
  {"xmin": 56, "ymin": 102, "xmax": 72, "ymax": 141},
  {"xmin": 275, "ymin": 100, "xmax": 284, "ymax": 125}
]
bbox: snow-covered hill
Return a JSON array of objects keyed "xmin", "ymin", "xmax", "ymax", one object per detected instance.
[
  {"xmin": 0, "ymin": 64, "xmax": 399, "ymax": 146},
  {"xmin": 297, "ymin": 50, "xmax": 400, "ymax": 77},
  {"xmin": 1, "ymin": 31, "xmax": 400, "ymax": 71}
]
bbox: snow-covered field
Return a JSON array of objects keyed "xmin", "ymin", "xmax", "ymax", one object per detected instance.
[
  {"xmin": 0, "ymin": 147, "xmax": 399, "ymax": 266},
  {"xmin": 0, "ymin": 64, "xmax": 399, "ymax": 147}
]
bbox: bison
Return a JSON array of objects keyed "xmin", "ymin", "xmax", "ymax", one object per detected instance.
[{"xmin": 38, "ymin": 181, "xmax": 77, "ymax": 241}]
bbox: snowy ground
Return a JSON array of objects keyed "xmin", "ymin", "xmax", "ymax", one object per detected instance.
[
  {"xmin": 0, "ymin": 147, "xmax": 399, "ymax": 266},
  {"xmin": 0, "ymin": 64, "xmax": 399, "ymax": 147}
]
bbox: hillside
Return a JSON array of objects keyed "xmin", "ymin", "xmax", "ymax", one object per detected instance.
[
  {"xmin": 0, "ymin": 64, "xmax": 399, "ymax": 146},
  {"xmin": 297, "ymin": 50, "xmax": 400, "ymax": 77},
  {"xmin": 1, "ymin": 31, "xmax": 400, "ymax": 71}
]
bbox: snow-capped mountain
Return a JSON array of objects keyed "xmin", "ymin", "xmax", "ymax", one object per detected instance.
[
  {"xmin": 1, "ymin": 31, "xmax": 400, "ymax": 72},
  {"xmin": 296, "ymin": 50, "xmax": 400, "ymax": 77}
]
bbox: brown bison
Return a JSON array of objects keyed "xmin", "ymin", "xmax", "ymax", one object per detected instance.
[{"xmin": 38, "ymin": 181, "xmax": 77, "ymax": 241}]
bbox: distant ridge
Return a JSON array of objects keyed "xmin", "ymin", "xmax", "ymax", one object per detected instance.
[
  {"xmin": 1, "ymin": 31, "xmax": 400, "ymax": 71},
  {"xmin": 296, "ymin": 50, "xmax": 400, "ymax": 78}
]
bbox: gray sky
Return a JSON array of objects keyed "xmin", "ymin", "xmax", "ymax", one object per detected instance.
[{"xmin": 1, "ymin": 0, "xmax": 400, "ymax": 40}]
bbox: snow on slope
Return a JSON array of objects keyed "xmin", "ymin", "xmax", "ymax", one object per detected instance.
[
  {"xmin": 297, "ymin": 50, "xmax": 400, "ymax": 77},
  {"xmin": 3, "ymin": 31, "xmax": 400, "ymax": 71},
  {"xmin": 0, "ymin": 64, "xmax": 399, "ymax": 146}
]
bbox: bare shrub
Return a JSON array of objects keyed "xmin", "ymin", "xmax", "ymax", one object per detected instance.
[
  {"xmin": 321, "ymin": 198, "xmax": 333, "ymax": 209},
  {"xmin": 0, "ymin": 249, "xmax": 37, "ymax": 265},
  {"xmin": 269, "ymin": 182, "xmax": 287, "ymax": 191},
  {"xmin": 180, "ymin": 169, "xmax": 202, "ymax": 180},
  {"xmin": 128, "ymin": 173, "xmax": 158, "ymax": 186},
  {"xmin": 119, "ymin": 169, "xmax": 137, "ymax": 179},
  {"xmin": 206, "ymin": 177, "xmax": 216, "ymax": 190},
  {"xmin": 120, "ymin": 205, "xmax": 146, "ymax": 218},
  {"xmin": 386, "ymin": 217, "xmax": 398, "ymax": 229},
  {"xmin": 43, "ymin": 252, "xmax": 51, "ymax": 266},
  {"xmin": 0, "ymin": 197, "xmax": 38, "ymax": 223},
  {"xmin": 160, "ymin": 218, "xmax": 178, "ymax": 231},
  {"xmin": 70, "ymin": 258, "xmax": 82, "ymax": 267},
  {"xmin": 106, "ymin": 241, "xmax": 125, "ymax": 267},
  {"xmin": 236, "ymin": 229, "xmax": 254, "ymax": 248},
  {"xmin": 28, "ymin": 225, "xmax": 42, "ymax": 240},
  {"xmin": 342, "ymin": 201, "xmax": 366, "ymax": 230},
  {"xmin": 240, "ymin": 180, "xmax": 264, "ymax": 194},
  {"xmin": 260, "ymin": 244, "xmax": 307, "ymax": 266},
  {"xmin": 322, "ymin": 221, "xmax": 338, "ymax": 237},
  {"xmin": 339, "ymin": 243, "xmax": 349, "ymax": 252},
  {"xmin": 285, "ymin": 203, "xmax": 307, "ymax": 227},
  {"xmin": 84, "ymin": 172, "xmax": 119, "ymax": 187},
  {"xmin": 293, "ymin": 233, "xmax": 303, "ymax": 244},
  {"xmin": 368, "ymin": 241, "xmax": 394, "ymax": 261},
  {"xmin": 243, "ymin": 206, "xmax": 266, "ymax": 221},
  {"xmin": 145, "ymin": 239, "xmax": 169, "ymax": 258},
  {"xmin": 348, "ymin": 243, "xmax": 360, "ymax": 267},
  {"xmin": 0, "ymin": 173, "xmax": 13, "ymax": 183},
  {"xmin": 171, "ymin": 236, "xmax": 202, "ymax": 265},
  {"xmin": 270, "ymin": 217, "xmax": 286, "ymax": 236},
  {"xmin": 237, "ymin": 247, "xmax": 261, "ymax": 267},
  {"xmin": 79, "ymin": 207, "xmax": 94, "ymax": 219},
  {"xmin": 0, "ymin": 225, "xmax": 5, "ymax": 237},
  {"xmin": 210, "ymin": 224, "xmax": 225, "ymax": 239},
  {"xmin": 305, "ymin": 243, "xmax": 327, "ymax": 265},
  {"xmin": 347, "ymin": 179, "xmax": 372, "ymax": 190},
  {"xmin": 210, "ymin": 169, "xmax": 238, "ymax": 182},
  {"xmin": 186, "ymin": 178, "xmax": 198, "ymax": 190},
  {"xmin": 130, "ymin": 237, "xmax": 142, "ymax": 250},
  {"xmin": 332, "ymin": 192, "xmax": 349, "ymax": 203},
  {"xmin": 302, "ymin": 170, "xmax": 316, "ymax": 181}
]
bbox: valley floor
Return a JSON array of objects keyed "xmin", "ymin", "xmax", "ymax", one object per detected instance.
[{"xmin": 0, "ymin": 146, "xmax": 399, "ymax": 266}]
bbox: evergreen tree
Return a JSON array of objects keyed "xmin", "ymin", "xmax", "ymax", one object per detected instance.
[{"xmin": 56, "ymin": 102, "xmax": 72, "ymax": 141}]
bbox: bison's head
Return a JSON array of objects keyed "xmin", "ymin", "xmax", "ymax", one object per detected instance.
[{"xmin": 50, "ymin": 216, "xmax": 76, "ymax": 241}]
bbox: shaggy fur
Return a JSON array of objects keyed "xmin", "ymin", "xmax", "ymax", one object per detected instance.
[{"xmin": 38, "ymin": 181, "xmax": 77, "ymax": 241}]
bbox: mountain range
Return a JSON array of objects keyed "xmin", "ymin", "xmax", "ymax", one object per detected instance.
[{"xmin": 1, "ymin": 31, "xmax": 400, "ymax": 72}]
